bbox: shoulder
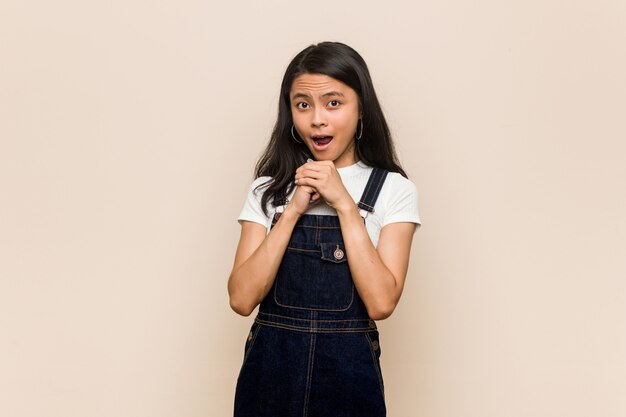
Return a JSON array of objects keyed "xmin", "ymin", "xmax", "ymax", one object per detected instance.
[
  {"xmin": 238, "ymin": 176, "xmax": 275, "ymax": 229},
  {"xmin": 248, "ymin": 176, "xmax": 273, "ymax": 196},
  {"xmin": 383, "ymin": 172, "xmax": 418, "ymax": 196},
  {"xmin": 378, "ymin": 171, "xmax": 420, "ymax": 226}
]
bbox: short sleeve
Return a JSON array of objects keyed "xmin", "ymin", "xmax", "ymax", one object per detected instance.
[
  {"xmin": 237, "ymin": 176, "xmax": 273, "ymax": 228},
  {"xmin": 382, "ymin": 175, "xmax": 421, "ymax": 227}
]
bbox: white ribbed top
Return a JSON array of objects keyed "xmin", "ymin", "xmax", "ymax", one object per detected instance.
[{"xmin": 238, "ymin": 161, "xmax": 420, "ymax": 247}]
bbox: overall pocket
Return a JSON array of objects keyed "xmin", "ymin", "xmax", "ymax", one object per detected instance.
[{"xmin": 274, "ymin": 242, "xmax": 354, "ymax": 311}]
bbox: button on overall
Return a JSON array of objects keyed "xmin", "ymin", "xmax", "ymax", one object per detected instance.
[{"xmin": 333, "ymin": 245, "xmax": 344, "ymax": 260}]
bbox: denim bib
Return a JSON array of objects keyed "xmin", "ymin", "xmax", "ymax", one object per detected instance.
[{"xmin": 235, "ymin": 168, "xmax": 389, "ymax": 417}]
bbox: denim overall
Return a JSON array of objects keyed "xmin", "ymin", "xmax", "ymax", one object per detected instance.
[{"xmin": 235, "ymin": 168, "xmax": 389, "ymax": 417}]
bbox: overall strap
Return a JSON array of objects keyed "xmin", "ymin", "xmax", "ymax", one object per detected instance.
[
  {"xmin": 271, "ymin": 186, "xmax": 290, "ymax": 219},
  {"xmin": 357, "ymin": 167, "xmax": 388, "ymax": 218}
]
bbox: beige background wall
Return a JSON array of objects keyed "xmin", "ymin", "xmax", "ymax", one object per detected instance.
[{"xmin": 1, "ymin": 0, "xmax": 625, "ymax": 416}]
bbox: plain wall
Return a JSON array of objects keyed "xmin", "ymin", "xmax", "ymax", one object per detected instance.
[{"xmin": 1, "ymin": 0, "xmax": 625, "ymax": 416}]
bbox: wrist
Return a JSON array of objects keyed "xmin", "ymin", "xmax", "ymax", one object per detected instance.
[
  {"xmin": 282, "ymin": 203, "xmax": 303, "ymax": 222},
  {"xmin": 334, "ymin": 200, "xmax": 358, "ymax": 217}
]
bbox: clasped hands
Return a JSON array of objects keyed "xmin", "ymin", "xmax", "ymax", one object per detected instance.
[{"xmin": 290, "ymin": 160, "xmax": 353, "ymax": 215}]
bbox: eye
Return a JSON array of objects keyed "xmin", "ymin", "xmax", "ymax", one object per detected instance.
[
  {"xmin": 328, "ymin": 100, "xmax": 340, "ymax": 107},
  {"xmin": 296, "ymin": 102, "xmax": 309, "ymax": 109}
]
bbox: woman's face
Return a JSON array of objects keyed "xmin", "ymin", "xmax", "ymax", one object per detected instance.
[{"xmin": 290, "ymin": 73, "xmax": 360, "ymax": 168}]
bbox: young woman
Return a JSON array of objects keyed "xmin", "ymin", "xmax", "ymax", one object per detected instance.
[{"xmin": 228, "ymin": 41, "xmax": 420, "ymax": 417}]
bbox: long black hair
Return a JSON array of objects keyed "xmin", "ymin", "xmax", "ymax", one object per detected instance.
[{"xmin": 255, "ymin": 41, "xmax": 407, "ymax": 214}]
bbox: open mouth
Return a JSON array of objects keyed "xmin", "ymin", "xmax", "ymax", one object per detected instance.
[{"xmin": 312, "ymin": 135, "xmax": 333, "ymax": 150}]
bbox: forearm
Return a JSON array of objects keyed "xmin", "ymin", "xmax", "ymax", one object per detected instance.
[
  {"xmin": 228, "ymin": 208, "xmax": 300, "ymax": 316},
  {"xmin": 336, "ymin": 204, "xmax": 400, "ymax": 320}
]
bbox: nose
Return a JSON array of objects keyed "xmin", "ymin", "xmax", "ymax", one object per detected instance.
[{"xmin": 311, "ymin": 107, "xmax": 327, "ymax": 127}]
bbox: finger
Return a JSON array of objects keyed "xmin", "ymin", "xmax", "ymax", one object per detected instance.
[
  {"xmin": 295, "ymin": 165, "xmax": 313, "ymax": 179},
  {"xmin": 309, "ymin": 192, "xmax": 320, "ymax": 204},
  {"xmin": 303, "ymin": 161, "xmax": 326, "ymax": 171},
  {"xmin": 296, "ymin": 161, "xmax": 330, "ymax": 179},
  {"xmin": 294, "ymin": 173, "xmax": 310, "ymax": 184},
  {"xmin": 295, "ymin": 174, "xmax": 320, "ymax": 184},
  {"xmin": 306, "ymin": 163, "xmax": 333, "ymax": 177},
  {"xmin": 304, "ymin": 160, "xmax": 333, "ymax": 169},
  {"xmin": 297, "ymin": 160, "xmax": 320, "ymax": 169},
  {"xmin": 296, "ymin": 169, "xmax": 325, "ymax": 181},
  {"xmin": 297, "ymin": 184, "xmax": 316, "ymax": 194},
  {"xmin": 294, "ymin": 177, "xmax": 319, "ymax": 188}
]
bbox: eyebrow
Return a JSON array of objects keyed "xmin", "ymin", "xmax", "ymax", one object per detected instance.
[{"xmin": 291, "ymin": 91, "xmax": 345, "ymax": 100}]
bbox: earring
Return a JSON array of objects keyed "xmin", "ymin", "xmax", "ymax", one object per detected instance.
[
  {"xmin": 291, "ymin": 125, "xmax": 303, "ymax": 144},
  {"xmin": 355, "ymin": 118, "xmax": 363, "ymax": 141}
]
